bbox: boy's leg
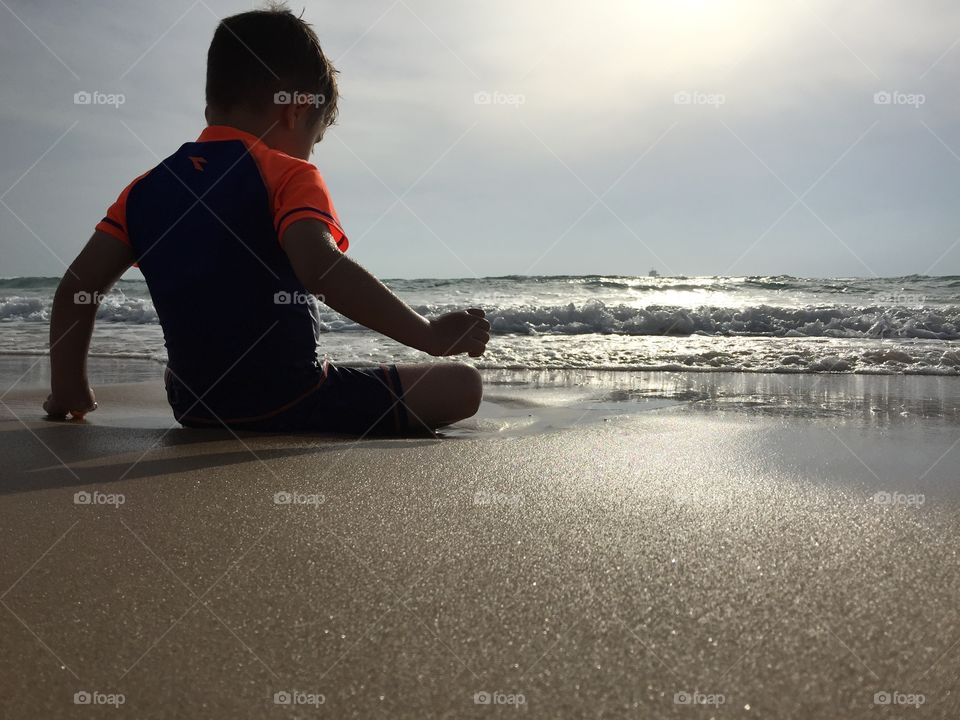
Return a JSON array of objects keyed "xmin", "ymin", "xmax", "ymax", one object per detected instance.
[
  {"xmin": 394, "ymin": 362, "xmax": 483, "ymax": 431},
  {"xmin": 233, "ymin": 361, "xmax": 482, "ymax": 436}
]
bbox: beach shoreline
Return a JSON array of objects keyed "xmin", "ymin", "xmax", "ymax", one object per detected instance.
[{"xmin": 2, "ymin": 361, "xmax": 959, "ymax": 717}]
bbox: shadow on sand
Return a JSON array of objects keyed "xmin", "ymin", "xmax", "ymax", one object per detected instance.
[{"xmin": 0, "ymin": 419, "xmax": 440, "ymax": 495}]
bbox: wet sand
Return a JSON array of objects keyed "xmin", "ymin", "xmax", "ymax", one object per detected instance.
[{"xmin": 1, "ymin": 361, "xmax": 959, "ymax": 718}]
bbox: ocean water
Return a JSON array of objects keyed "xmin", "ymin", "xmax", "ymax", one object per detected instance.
[{"xmin": 2, "ymin": 274, "xmax": 960, "ymax": 375}]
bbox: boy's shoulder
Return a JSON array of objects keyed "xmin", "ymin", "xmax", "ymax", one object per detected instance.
[{"xmin": 96, "ymin": 126, "xmax": 347, "ymax": 250}]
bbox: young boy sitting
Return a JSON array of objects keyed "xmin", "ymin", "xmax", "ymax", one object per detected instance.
[{"xmin": 43, "ymin": 5, "xmax": 489, "ymax": 435}]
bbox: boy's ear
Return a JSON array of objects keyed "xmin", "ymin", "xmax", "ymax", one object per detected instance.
[
  {"xmin": 282, "ymin": 101, "xmax": 314, "ymax": 130},
  {"xmin": 281, "ymin": 102, "xmax": 300, "ymax": 130}
]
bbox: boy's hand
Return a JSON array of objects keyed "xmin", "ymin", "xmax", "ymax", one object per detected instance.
[
  {"xmin": 43, "ymin": 387, "xmax": 97, "ymax": 420},
  {"xmin": 425, "ymin": 308, "xmax": 490, "ymax": 357}
]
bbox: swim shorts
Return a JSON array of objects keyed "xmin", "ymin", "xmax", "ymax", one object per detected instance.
[{"xmin": 167, "ymin": 361, "xmax": 412, "ymax": 436}]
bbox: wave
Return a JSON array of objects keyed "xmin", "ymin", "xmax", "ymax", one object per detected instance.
[
  {"xmin": 486, "ymin": 301, "xmax": 960, "ymax": 340},
  {"xmin": 0, "ymin": 295, "xmax": 158, "ymax": 324},
  {"xmin": 0, "ymin": 277, "xmax": 61, "ymax": 290},
  {"xmin": 576, "ymin": 278, "xmax": 726, "ymax": 292},
  {"xmin": 3, "ymin": 347, "xmax": 960, "ymax": 376},
  {"xmin": 473, "ymin": 362, "xmax": 960, "ymax": 376},
  {"xmin": 3, "ymin": 293, "xmax": 960, "ymax": 341},
  {"xmin": 0, "ymin": 277, "xmax": 149, "ymax": 291}
]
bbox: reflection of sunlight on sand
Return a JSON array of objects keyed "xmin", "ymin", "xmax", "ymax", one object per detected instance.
[{"xmin": 441, "ymin": 385, "xmax": 685, "ymax": 438}]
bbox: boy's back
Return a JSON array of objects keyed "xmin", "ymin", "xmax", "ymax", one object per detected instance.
[{"xmin": 96, "ymin": 126, "xmax": 347, "ymax": 423}]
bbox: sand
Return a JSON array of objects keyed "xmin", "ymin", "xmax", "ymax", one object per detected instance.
[{"xmin": 1, "ymin": 359, "xmax": 959, "ymax": 718}]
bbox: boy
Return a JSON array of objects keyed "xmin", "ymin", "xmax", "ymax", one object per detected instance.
[{"xmin": 43, "ymin": 5, "xmax": 489, "ymax": 435}]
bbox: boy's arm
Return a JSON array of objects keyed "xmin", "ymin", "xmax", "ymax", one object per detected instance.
[
  {"xmin": 45, "ymin": 231, "xmax": 135, "ymax": 418},
  {"xmin": 282, "ymin": 220, "xmax": 490, "ymax": 357}
]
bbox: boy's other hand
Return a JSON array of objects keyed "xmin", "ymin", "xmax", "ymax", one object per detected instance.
[
  {"xmin": 426, "ymin": 308, "xmax": 490, "ymax": 357},
  {"xmin": 43, "ymin": 388, "xmax": 97, "ymax": 420}
]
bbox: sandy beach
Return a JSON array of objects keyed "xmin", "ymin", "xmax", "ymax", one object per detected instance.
[{"xmin": 1, "ymin": 359, "xmax": 958, "ymax": 718}]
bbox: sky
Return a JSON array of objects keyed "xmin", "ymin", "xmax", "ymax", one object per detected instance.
[{"xmin": 1, "ymin": 0, "xmax": 959, "ymax": 280}]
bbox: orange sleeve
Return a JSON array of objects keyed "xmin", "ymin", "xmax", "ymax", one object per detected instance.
[
  {"xmin": 94, "ymin": 171, "xmax": 151, "ymax": 246},
  {"xmin": 254, "ymin": 150, "xmax": 348, "ymax": 251}
]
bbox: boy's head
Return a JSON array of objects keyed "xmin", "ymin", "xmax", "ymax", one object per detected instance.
[{"xmin": 206, "ymin": 3, "xmax": 338, "ymax": 158}]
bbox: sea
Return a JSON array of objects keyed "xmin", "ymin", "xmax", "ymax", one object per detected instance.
[{"xmin": 2, "ymin": 274, "xmax": 960, "ymax": 376}]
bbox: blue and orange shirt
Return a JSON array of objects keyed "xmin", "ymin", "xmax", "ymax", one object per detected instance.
[{"xmin": 95, "ymin": 125, "xmax": 347, "ymax": 423}]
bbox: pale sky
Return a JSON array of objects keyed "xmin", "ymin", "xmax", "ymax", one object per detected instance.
[{"xmin": 1, "ymin": 0, "xmax": 959, "ymax": 279}]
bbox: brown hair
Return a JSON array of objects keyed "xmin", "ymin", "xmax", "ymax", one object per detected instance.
[{"xmin": 206, "ymin": 2, "xmax": 339, "ymax": 130}]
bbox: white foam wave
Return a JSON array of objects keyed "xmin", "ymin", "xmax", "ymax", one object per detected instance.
[{"xmin": 3, "ymin": 294, "xmax": 959, "ymax": 341}]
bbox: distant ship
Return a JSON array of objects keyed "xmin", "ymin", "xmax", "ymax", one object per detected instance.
[{"xmin": 648, "ymin": 269, "xmax": 660, "ymax": 278}]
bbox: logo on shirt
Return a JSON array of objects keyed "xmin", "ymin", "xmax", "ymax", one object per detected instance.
[{"xmin": 188, "ymin": 156, "xmax": 207, "ymax": 172}]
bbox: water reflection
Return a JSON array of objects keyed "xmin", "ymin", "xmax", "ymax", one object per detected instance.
[{"xmin": 480, "ymin": 368, "xmax": 960, "ymax": 428}]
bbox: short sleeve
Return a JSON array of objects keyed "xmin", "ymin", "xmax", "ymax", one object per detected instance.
[
  {"xmin": 271, "ymin": 161, "xmax": 348, "ymax": 251},
  {"xmin": 95, "ymin": 193, "xmax": 131, "ymax": 245},
  {"xmin": 94, "ymin": 171, "xmax": 151, "ymax": 246}
]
